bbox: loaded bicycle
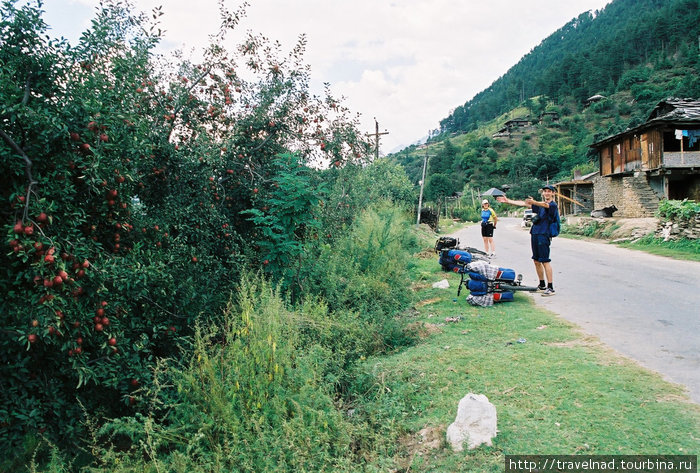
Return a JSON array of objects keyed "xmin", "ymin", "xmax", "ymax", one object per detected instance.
[{"xmin": 434, "ymin": 237, "xmax": 538, "ymax": 306}]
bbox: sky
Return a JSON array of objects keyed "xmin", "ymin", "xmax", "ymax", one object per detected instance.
[{"xmin": 36, "ymin": 0, "xmax": 612, "ymax": 154}]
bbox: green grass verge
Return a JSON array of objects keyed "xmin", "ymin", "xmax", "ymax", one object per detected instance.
[
  {"xmin": 615, "ymin": 235, "xmax": 700, "ymax": 262},
  {"xmin": 353, "ymin": 253, "xmax": 700, "ymax": 472}
]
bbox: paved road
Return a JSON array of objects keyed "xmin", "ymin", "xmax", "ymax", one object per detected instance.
[{"xmin": 450, "ymin": 217, "xmax": 700, "ymax": 403}]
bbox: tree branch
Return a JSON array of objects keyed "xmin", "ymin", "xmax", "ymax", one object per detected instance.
[
  {"xmin": 22, "ymin": 75, "xmax": 32, "ymax": 106},
  {"xmin": 0, "ymin": 127, "xmax": 38, "ymax": 217}
]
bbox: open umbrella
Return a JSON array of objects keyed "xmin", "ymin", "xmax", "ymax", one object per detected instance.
[{"xmin": 481, "ymin": 187, "xmax": 506, "ymax": 197}]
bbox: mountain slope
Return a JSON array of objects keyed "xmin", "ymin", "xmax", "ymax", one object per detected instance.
[{"xmin": 390, "ymin": 0, "xmax": 700, "ymax": 201}]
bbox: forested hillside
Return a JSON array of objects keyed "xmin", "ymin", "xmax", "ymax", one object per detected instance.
[{"xmin": 391, "ymin": 0, "xmax": 700, "ymax": 202}]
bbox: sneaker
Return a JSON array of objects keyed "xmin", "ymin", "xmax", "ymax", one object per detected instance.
[
  {"xmin": 541, "ymin": 288, "xmax": 556, "ymax": 297},
  {"xmin": 537, "ymin": 284, "xmax": 546, "ymax": 291},
  {"xmin": 490, "ymin": 252, "xmax": 496, "ymax": 257}
]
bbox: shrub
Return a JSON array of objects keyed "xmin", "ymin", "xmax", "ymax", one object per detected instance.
[
  {"xmin": 451, "ymin": 205, "xmax": 480, "ymax": 222},
  {"xmin": 301, "ymin": 203, "xmax": 419, "ymax": 350},
  {"xmin": 657, "ymin": 199, "xmax": 700, "ymax": 221}
]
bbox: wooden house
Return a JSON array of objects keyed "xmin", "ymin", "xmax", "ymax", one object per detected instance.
[
  {"xmin": 554, "ymin": 170, "xmax": 597, "ymax": 216},
  {"xmin": 504, "ymin": 117, "xmax": 531, "ymax": 130},
  {"xmin": 589, "ymin": 98, "xmax": 700, "ymax": 217}
]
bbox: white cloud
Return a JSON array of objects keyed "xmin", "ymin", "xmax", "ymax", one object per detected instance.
[{"xmin": 37, "ymin": 0, "xmax": 611, "ymax": 153}]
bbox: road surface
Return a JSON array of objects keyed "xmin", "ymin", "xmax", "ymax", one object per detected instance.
[{"xmin": 450, "ymin": 217, "xmax": 700, "ymax": 403}]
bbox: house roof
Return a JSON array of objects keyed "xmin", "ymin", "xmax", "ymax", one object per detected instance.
[
  {"xmin": 590, "ymin": 97, "xmax": 700, "ymax": 147},
  {"xmin": 504, "ymin": 117, "xmax": 530, "ymax": 124},
  {"xmin": 646, "ymin": 97, "xmax": 700, "ymax": 121},
  {"xmin": 555, "ymin": 171, "xmax": 599, "ymax": 187}
]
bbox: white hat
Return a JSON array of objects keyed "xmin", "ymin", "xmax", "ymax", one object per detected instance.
[{"xmin": 482, "ymin": 199, "xmax": 489, "ymax": 205}]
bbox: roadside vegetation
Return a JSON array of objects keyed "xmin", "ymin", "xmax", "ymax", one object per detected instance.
[{"xmin": 617, "ymin": 234, "xmax": 700, "ymax": 262}]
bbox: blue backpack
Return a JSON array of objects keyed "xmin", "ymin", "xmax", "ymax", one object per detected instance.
[{"xmin": 549, "ymin": 210, "xmax": 561, "ymax": 237}]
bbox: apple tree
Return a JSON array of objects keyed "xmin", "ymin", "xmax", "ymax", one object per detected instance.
[{"xmin": 0, "ymin": 0, "xmax": 371, "ymax": 452}]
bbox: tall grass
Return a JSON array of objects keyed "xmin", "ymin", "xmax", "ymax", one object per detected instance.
[
  {"xmin": 300, "ymin": 202, "xmax": 421, "ymax": 349},
  {"xmin": 58, "ymin": 276, "xmax": 361, "ymax": 473}
]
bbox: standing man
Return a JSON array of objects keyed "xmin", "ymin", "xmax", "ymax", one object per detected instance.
[
  {"xmin": 497, "ymin": 184, "xmax": 558, "ymax": 296},
  {"xmin": 480, "ymin": 199, "xmax": 498, "ymax": 257}
]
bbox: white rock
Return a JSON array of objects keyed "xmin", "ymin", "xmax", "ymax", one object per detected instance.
[
  {"xmin": 432, "ymin": 279, "xmax": 450, "ymax": 289},
  {"xmin": 446, "ymin": 393, "xmax": 497, "ymax": 451}
]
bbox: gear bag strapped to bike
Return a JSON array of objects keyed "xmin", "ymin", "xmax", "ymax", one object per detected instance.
[{"xmin": 435, "ymin": 238, "xmax": 538, "ymax": 307}]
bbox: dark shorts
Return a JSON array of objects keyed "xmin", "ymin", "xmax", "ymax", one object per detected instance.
[
  {"xmin": 481, "ymin": 222, "xmax": 494, "ymax": 237},
  {"xmin": 530, "ymin": 233, "xmax": 551, "ymax": 262}
]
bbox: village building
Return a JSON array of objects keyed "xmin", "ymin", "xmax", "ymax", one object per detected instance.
[
  {"xmin": 492, "ymin": 116, "xmax": 532, "ymax": 138},
  {"xmin": 589, "ymin": 98, "xmax": 700, "ymax": 217},
  {"xmin": 553, "ymin": 170, "xmax": 598, "ymax": 216}
]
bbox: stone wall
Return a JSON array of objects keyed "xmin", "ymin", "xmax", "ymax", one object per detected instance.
[
  {"xmin": 656, "ymin": 214, "xmax": 700, "ymax": 240},
  {"xmin": 593, "ymin": 174, "xmax": 659, "ymax": 217},
  {"xmin": 592, "ymin": 174, "xmax": 623, "ymax": 212}
]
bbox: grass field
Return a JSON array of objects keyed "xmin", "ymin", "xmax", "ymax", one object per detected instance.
[{"xmin": 354, "ymin": 251, "xmax": 700, "ymax": 472}]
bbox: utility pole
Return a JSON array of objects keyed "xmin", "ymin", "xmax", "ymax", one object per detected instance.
[
  {"xmin": 416, "ymin": 152, "xmax": 434, "ymax": 226},
  {"xmin": 366, "ymin": 118, "xmax": 389, "ymax": 160}
]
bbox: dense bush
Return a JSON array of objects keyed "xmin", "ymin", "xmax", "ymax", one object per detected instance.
[
  {"xmin": 1, "ymin": 0, "xmax": 373, "ymax": 460},
  {"xmin": 301, "ymin": 203, "xmax": 420, "ymax": 348},
  {"xmin": 23, "ymin": 203, "xmax": 422, "ymax": 472},
  {"xmin": 450, "ymin": 204, "xmax": 480, "ymax": 222}
]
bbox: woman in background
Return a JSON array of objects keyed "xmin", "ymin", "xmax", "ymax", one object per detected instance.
[{"xmin": 480, "ymin": 199, "xmax": 498, "ymax": 257}]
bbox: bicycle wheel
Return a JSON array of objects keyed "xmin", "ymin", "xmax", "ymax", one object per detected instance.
[
  {"xmin": 461, "ymin": 246, "xmax": 488, "ymax": 256},
  {"xmin": 458, "ymin": 247, "xmax": 490, "ymax": 261},
  {"xmin": 497, "ymin": 283, "xmax": 539, "ymax": 292}
]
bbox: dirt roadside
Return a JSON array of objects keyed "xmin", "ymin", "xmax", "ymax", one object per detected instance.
[{"xmin": 563, "ymin": 215, "xmax": 659, "ymax": 241}]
